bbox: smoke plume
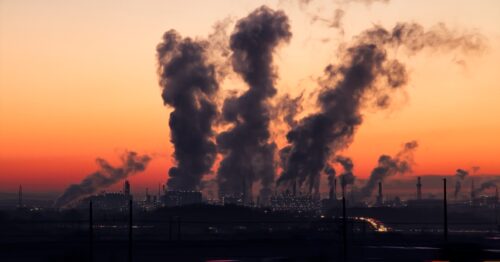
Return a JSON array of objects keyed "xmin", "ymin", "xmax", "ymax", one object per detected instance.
[
  {"xmin": 216, "ymin": 6, "xmax": 292, "ymax": 202},
  {"xmin": 54, "ymin": 151, "xmax": 151, "ymax": 208},
  {"xmin": 324, "ymin": 165, "xmax": 336, "ymax": 186},
  {"xmin": 335, "ymin": 156, "xmax": 356, "ymax": 192},
  {"xmin": 277, "ymin": 22, "xmax": 483, "ymax": 194},
  {"xmin": 157, "ymin": 30, "xmax": 219, "ymax": 191},
  {"xmin": 359, "ymin": 141, "xmax": 418, "ymax": 199},
  {"xmin": 473, "ymin": 179, "xmax": 500, "ymax": 196},
  {"xmin": 454, "ymin": 168, "xmax": 469, "ymax": 198},
  {"xmin": 276, "ymin": 94, "xmax": 304, "ymax": 128}
]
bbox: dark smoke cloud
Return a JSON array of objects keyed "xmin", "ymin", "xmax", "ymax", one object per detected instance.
[
  {"xmin": 324, "ymin": 165, "xmax": 336, "ymax": 187},
  {"xmin": 206, "ymin": 17, "xmax": 234, "ymax": 80},
  {"xmin": 324, "ymin": 165, "xmax": 337, "ymax": 199},
  {"xmin": 473, "ymin": 179, "xmax": 500, "ymax": 196},
  {"xmin": 276, "ymin": 94, "xmax": 304, "ymax": 128},
  {"xmin": 54, "ymin": 151, "xmax": 151, "ymax": 208},
  {"xmin": 454, "ymin": 168, "xmax": 469, "ymax": 198},
  {"xmin": 278, "ymin": 22, "xmax": 483, "ymax": 194},
  {"xmin": 216, "ymin": 6, "xmax": 292, "ymax": 202},
  {"xmin": 336, "ymin": 156, "xmax": 356, "ymax": 191},
  {"xmin": 359, "ymin": 141, "xmax": 418, "ymax": 199},
  {"xmin": 157, "ymin": 30, "xmax": 219, "ymax": 191}
]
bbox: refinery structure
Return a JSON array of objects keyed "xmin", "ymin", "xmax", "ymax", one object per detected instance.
[{"xmin": 60, "ymin": 174, "xmax": 500, "ymax": 214}]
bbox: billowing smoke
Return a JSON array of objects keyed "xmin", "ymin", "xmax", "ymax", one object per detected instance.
[
  {"xmin": 473, "ymin": 179, "xmax": 500, "ymax": 196},
  {"xmin": 277, "ymin": 22, "xmax": 483, "ymax": 194},
  {"xmin": 335, "ymin": 156, "xmax": 356, "ymax": 193},
  {"xmin": 216, "ymin": 6, "xmax": 292, "ymax": 202},
  {"xmin": 323, "ymin": 165, "xmax": 337, "ymax": 189},
  {"xmin": 454, "ymin": 168, "xmax": 469, "ymax": 198},
  {"xmin": 157, "ymin": 30, "xmax": 219, "ymax": 190},
  {"xmin": 54, "ymin": 151, "xmax": 151, "ymax": 208},
  {"xmin": 276, "ymin": 94, "xmax": 304, "ymax": 128},
  {"xmin": 359, "ymin": 141, "xmax": 418, "ymax": 199}
]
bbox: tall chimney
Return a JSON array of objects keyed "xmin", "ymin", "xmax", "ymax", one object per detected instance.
[
  {"xmin": 158, "ymin": 183, "xmax": 161, "ymax": 201},
  {"xmin": 124, "ymin": 180, "xmax": 131, "ymax": 196},
  {"xmin": 417, "ymin": 176, "xmax": 422, "ymax": 200},
  {"xmin": 376, "ymin": 181, "xmax": 383, "ymax": 206},
  {"xmin": 333, "ymin": 177, "xmax": 337, "ymax": 200},
  {"xmin": 329, "ymin": 178, "xmax": 336, "ymax": 201},
  {"xmin": 495, "ymin": 186, "xmax": 499, "ymax": 202}
]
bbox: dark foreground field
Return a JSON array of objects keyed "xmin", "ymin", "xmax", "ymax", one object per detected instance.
[
  {"xmin": 2, "ymin": 231, "xmax": 500, "ymax": 261},
  {"xmin": 2, "ymin": 205, "xmax": 500, "ymax": 261}
]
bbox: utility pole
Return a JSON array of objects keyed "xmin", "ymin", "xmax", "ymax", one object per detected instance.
[
  {"xmin": 89, "ymin": 201, "xmax": 93, "ymax": 262},
  {"xmin": 342, "ymin": 178, "xmax": 347, "ymax": 262},
  {"xmin": 443, "ymin": 178, "xmax": 448, "ymax": 242},
  {"xmin": 129, "ymin": 199, "xmax": 133, "ymax": 262}
]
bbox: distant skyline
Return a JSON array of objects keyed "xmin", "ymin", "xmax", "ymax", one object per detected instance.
[{"xmin": 1, "ymin": 0, "xmax": 500, "ymax": 193}]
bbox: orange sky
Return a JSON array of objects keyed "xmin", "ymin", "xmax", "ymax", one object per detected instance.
[{"xmin": 1, "ymin": 0, "xmax": 499, "ymax": 194}]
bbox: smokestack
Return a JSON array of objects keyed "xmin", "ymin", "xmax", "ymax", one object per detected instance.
[
  {"xmin": 124, "ymin": 180, "xmax": 131, "ymax": 196},
  {"xmin": 18, "ymin": 185, "xmax": 22, "ymax": 208},
  {"xmin": 334, "ymin": 178, "xmax": 337, "ymax": 200},
  {"xmin": 417, "ymin": 176, "xmax": 422, "ymax": 200},
  {"xmin": 329, "ymin": 178, "xmax": 337, "ymax": 201},
  {"xmin": 496, "ymin": 187, "xmax": 499, "ymax": 203},
  {"xmin": 454, "ymin": 168, "xmax": 469, "ymax": 199},
  {"xmin": 376, "ymin": 181, "xmax": 383, "ymax": 206},
  {"xmin": 443, "ymin": 178, "xmax": 448, "ymax": 242}
]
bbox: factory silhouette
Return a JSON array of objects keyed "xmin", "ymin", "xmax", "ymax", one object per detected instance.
[{"xmin": 45, "ymin": 173, "xmax": 500, "ymax": 213}]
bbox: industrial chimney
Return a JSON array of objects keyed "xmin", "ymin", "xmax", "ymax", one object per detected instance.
[
  {"xmin": 124, "ymin": 180, "xmax": 131, "ymax": 196},
  {"xmin": 495, "ymin": 186, "xmax": 499, "ymax": 203},
  {"xmin": 417, "ymin": 176, "xmax": 422, "ymax": 200},
  {"xmin": 329, "ymin": 178, "xmax": 337, "ymax": 201},
  {"xmin": 376, "ymin": 181, "xmax": 383, "ymax": 206}
]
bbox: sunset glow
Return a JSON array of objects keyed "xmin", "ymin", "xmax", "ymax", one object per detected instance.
[{"xmin": 1, "ymin": 0, "xmax": 499, "ymax": 194}]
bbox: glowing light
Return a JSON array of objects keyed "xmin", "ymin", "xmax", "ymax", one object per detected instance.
[{"xmin": 358, "ymin": 217, "xmax": 390, "ymax": 232}]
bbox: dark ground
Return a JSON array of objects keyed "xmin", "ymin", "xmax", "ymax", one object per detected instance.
[{"xmin": 1, "ymin": 205, "xmax": 499, "ymax": 261}]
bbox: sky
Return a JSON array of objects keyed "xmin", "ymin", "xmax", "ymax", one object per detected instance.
[{"xmin": 1, "ymin": 0, "xmax": 499, "ymax": 195}]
